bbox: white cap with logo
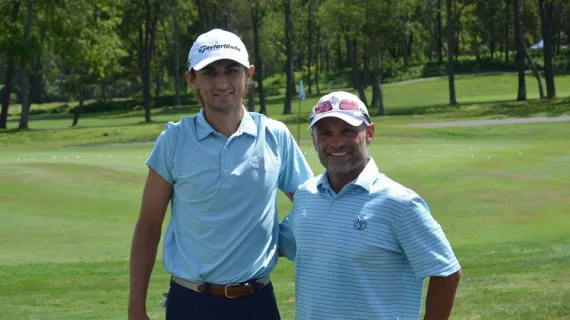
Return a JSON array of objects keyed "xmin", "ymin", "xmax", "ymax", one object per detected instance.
[
  {"xmin": 308, "ymin": 91, "xmax": 371, "ymax": 129},
  {"xmin": 187, "ymin": 29, "xmax": 250, "ymax": 71}
]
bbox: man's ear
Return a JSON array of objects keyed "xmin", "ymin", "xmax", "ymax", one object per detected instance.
[
  {"xmin": 247, "ymin": 65, "xmax": 256, "ymax": 82},
  {"xmin": 366, "ymin": 123, "xmax": 375, "ymax": 145},
  {"xmin": 185, "ymin": 71, "xmax": 198, "ymax": 89}
]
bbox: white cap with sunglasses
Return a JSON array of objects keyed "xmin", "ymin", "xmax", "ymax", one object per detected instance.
[
  {"xmin": 308, "ymin": 91, "xmax": 371, "ymax": 129},
  {"xmin": 187, "ymin": 29, "xmax": 250, "ymax": 71}
]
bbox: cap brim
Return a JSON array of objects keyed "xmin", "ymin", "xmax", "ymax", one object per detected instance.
[
  {"xmin": 308, "ymin": 112, "xmax": 365, "ymax": 130},
  {"xmin": 192, "ymin": 54, "xmax": 250, "ymax": 71}
]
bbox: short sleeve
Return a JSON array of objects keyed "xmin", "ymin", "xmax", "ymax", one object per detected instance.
[
  {"xmin": 396, "ymin": 195, "xmax": 460, "ymax": 279},
  {"xmin": 277, "ymin": 126, "xmax": 313, "ymax": 193},
  {"xmin": 145, "ymin": 122, "xmax": 179, "ymax": 184},
  {"xmin": 278, "ymin": 212, "xmax": 297, "ymax": 261}
]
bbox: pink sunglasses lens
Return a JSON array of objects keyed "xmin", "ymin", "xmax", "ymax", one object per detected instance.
[
  {"xmin": 314, "ymin": 101, "xmax": 333, "ymax": 114},
  {"xmin": 339, "ymin": 99, "xmax": 359, "ymax": 110}
]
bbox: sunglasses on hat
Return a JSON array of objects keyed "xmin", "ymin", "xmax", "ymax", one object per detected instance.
[{"xmin": 312, "ymin": 99, "xmax": 371, "ymax": 123}]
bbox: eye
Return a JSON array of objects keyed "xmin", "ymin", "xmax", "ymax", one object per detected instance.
[
  {"xmin": 226, "ymin": 68, "xmax": 238, "ymax": 75},
  {"xmin": 318, "ymin": 130, "xmax": 331, "ymax": 137},
  {"xmin": 342, "ymin": 128, "xmax": 356, "ymax": 135},
  {"xmin": 201, "ymin": 70, "xmax": 214, "ymax": 76}
]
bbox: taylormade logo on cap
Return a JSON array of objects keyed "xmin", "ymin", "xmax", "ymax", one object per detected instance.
[
  {"xmin": 198, "ymin": 44, "xmax": 241, "ymax": 54},
  {"xmin": 188, "ymin": 29, "xmax": 250, "ymax": 71}
]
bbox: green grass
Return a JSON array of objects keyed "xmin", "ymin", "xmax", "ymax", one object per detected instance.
[{"xmin": 1, "ymin": 73, "xmax": 570, "ymax": 319}]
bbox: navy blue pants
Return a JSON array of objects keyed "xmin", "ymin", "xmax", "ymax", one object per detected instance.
[{"xmin": 165, "ymin": 279, "xmax": 281, "ymax": 320}]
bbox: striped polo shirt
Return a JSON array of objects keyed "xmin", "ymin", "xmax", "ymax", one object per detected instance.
[
  {"xmin": 147, "ymin": 107, "xmax": 313, "ymax": 285},
  {"xmin": 279, "ymin": 157, "xmax": 460, "ymax": 320}
]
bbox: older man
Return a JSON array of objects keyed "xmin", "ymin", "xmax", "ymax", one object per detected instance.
[{"xmin": 279, "ymin": 91, "xmax": 461, "ymax": 320}]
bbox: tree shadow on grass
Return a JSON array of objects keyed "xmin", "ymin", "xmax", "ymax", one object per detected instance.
[{"xmin": 380, "ymin": 97, "xmax": 570, "ymax": 118}]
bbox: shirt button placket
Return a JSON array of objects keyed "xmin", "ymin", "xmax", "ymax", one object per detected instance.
[{"xmin": 222, "ymin": 143, "xmax": 229, "ymax": 176}]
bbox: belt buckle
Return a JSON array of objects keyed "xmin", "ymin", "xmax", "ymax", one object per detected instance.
[{"xmin": 224, "ymin": 283, "xmax": 242, "ymax": 299}]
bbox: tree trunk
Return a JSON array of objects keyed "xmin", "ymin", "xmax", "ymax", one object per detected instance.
[
  {"xmin": 173, "ymin": 15, "xmax": 181, "ymax": 106},
  {"xmin": 0, "ymin": 75, "xmax": 14, "ymax": 128},
  {"xmin": 315, "ymin": 27, "xmax": 321, "ymax": 95},
  {"xmin": 0, "ymin": 1, "xmax": 21, "ymax": 129},
  {"xmin": 251, "ymin": 3, "xmax": 266, "ymax": 114},
  {"xmin": 0, "ymin": 61, "xmax": 16, "ymax": 129},
  {"xmin": 325, "ymin": 45, "xmax": 330, "ymax": 73},
  {"xmin": 454, "ymin": 20, "xmax": 460, "ymax": 61},
  {"xmin": 72, "ymin": 85, "xmax": 86, "ymax": 127},
  {"xmin": 307, "ymin": 0, "xmax": 313, "ymax": 94},
  {"xmin": 538, "ymin": 0, "xmax": 556, "ymax": 98},
  {"xmin": 345, "ymin": 36, "xmax": 356, "ymax": 89},
  {"xmin": 283, "ymin": 0, "xmax": 293, "ymax": 114},
  {"xmin": 347, "ymin": 37, "xmax": 368, "ymax": 106},
  {"xmin": 363, "ymin": 54, "xmax": 370, "ymax": 89},
  {"xmin": 370, "ymin": 53, "xmax": 384, "ymax": 115},
  {"xmin": 155, "ymin": 72, "xmax": 161, "ymax": 97},
  {"xmin": 371, "ymin": 74, "xmax": 384, "ymax": 116},
  {"xmin": 446, "ymin": 0, "xmax": 457, "ymax": 105},
  {"xmin": 523, "ymin": 45, "xmax": 545, "ymax": 99},
  {"xmin": 18, "ymin": 0, "xmax": 34, "ymax": 130},
  {"xmin": 140, "ymin": 0, "xmax": 158, "ymax": 123},
  {"xmin": 101, "ymin": 83, "xmax": 107, "ymax": 101},
  {"xmin": 437, "ymin": 0, "xmax": 443, "ymax": 64},
  {"xmin": 504, "ymin": 0, "xmax": 510, "ymax": 63},
  {"xmin": 142, "ymin": 66, "xmax": 152, "ymax": 122},
  {"xmin": 513, "ymin": 0, "xmax": 526, "ymax": 101},
  {"xmin": 337, "ymin": 36, "xmax": 343, "ymax": 70}
]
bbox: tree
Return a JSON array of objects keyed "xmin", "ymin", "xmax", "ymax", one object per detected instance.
[
  {"xmin": 513, "ymin": 0, "xmax": 527, "ymax": 101},
  {"xmin": 446, "ymin": 0, "xmax": 457, "ymax": 105},
  {"xmin": 121, "ymin": 0, "xmax": 177, "ymax": 123},
  {"xmin": 537, "ymin": 0, "xmax": 556, "ymax": 98},
  {"xmin": 437, "ymin": 0, "xmax": 444, "ymax": 64},
  {"xmin": 18, "ymin": 0, "xmax": 34, "ymax": 130},
  {"xmin": 0, "ymin": 0, "xmax": 22, "ymax": 129},
  {"xmin": 52, "ymin": 0, "xmax": 126, "ymax": 127},
  {"xmin": 283, "ymin": 0, "xmax": 294, "ymax": 114},
  {"xmin": 251, "ymin": 0, "xmax": 268, "ymax": 114}
]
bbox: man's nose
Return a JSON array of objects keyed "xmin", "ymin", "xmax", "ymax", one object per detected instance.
[
  {"xmin": 214, "ymin": 77, "xmax": 229, "ymax": 90},
  {"xmin": 328, "ymin": 136, "xmax": 345, "ymax": 148}
]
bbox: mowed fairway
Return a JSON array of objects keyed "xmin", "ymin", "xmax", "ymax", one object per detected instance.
[
  {"xmin": 1, "ymin": 120, "xmax": 569, "ymax": 319},
  {"xmin": 1, "ymin": 73, "xmax": 570, "ymax": 319}
]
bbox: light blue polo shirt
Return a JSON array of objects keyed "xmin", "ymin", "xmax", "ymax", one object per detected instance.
[
  {"xmin": 146, "ymin": 107, "xmax": 313, "ymax": 285},
  {"xmin": 279, "ymin": 158, "xmax": 460, "ymax": 320}
]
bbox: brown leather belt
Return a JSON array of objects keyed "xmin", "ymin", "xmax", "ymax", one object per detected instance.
[{"xmin": 172, "ymin": 275, "xmax": 270, "ymax": 299}]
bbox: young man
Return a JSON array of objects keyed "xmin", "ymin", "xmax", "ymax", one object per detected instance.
[
  {"xmin": 128, "ymin": 29, "xmax": 313, "ymax": 320},
  {"xmin": 279, "ymin": 91, "xmax": 462, "ymax": 320}
]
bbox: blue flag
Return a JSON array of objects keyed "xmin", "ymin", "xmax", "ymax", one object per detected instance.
[{"xmin": 299, "ymin": 80, "xmax": 306, "ymax": 101}]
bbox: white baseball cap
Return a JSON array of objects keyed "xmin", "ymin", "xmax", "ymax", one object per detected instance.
[
  {"xmin": 308, "ymin": 91, "xmax": 371, "ymax": 129},
  {"xmin": 187, "ymin": 29, "xmax": 250, "ymax": 71}
]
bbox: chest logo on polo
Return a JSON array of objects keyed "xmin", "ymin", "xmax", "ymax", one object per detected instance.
[
  {"xmin": 353, "ymin": 217, "xmax": 367, "ymax": 231},
  {"xmin": 250, "ymin": 154, "xmax": 262, "ymax": 168}
]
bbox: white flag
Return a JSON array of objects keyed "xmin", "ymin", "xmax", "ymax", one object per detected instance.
[{"xmin": 299, "ymin": 80, "xmax": 306, "ymax": 101}]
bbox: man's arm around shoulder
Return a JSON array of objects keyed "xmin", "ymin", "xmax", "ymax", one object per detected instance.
[
  {"xmin": 128, "ymin": 168, "xmax": 172, "ymax": 320},
  {"xmin": 423, "ymin": 269, "xmax": 462, "ymax": 320}
]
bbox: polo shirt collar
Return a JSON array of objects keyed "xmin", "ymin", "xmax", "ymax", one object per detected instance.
[
  {"xmin": 317, "ymin": 157, "xmax": 379, "ymax": 193},
  {"xmin": 353, "ymin": 157, "xmax": 380, "ymax": 192},
  {"xmin": 195, "ymin": 106, "xmax": 257, "ymax": 140}
]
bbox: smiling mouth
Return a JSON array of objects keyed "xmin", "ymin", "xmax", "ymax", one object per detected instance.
[
  {"xmin": 214, "ymin": 92, "xmax": 233, "ymax": 97},
  {"xmin": 330, "ymin": 151, "xmax": 348, "ymax": 157}
]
